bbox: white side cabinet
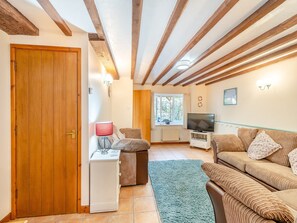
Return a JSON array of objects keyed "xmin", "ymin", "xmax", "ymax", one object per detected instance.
[
  {"xmin": 190, "ymin": 131, "xmax": 212, "ymax": 150},
  {"xmin": 90, "ymin": 149, "xmax": 121, "ymax": 213}
]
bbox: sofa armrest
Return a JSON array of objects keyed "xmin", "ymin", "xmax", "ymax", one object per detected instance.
[
  {"xmin": 120, "ymin": 128, "xmax": 142, "ymax": 139},
  {"xmin": 202, "ymin": 163, "xmax": 295, "ymax": 223},
  {"xmin": 112, "ymin": 138, "xmax": 150, "ymax": 152},
  {"xmin": 212, "ymin": 135, "xmax": 245, "ymax": 156},
  {"xmin": 206, "ymin": 181, "xmax": 227, "ymax": 223}
]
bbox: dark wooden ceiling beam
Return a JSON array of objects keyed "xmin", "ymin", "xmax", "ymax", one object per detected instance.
[
  {"xmin": 141, "ymin": 0, "xmax": 189, "ymax": 85},
  {"xmin": 182, "ymin": 30, "xmax": 297, "ymax": 86},
  {"xmin": 162, "ymin": 0, "xmax": 286, "ymax": 86},
  {"xmin": 193, "ymin": 43, "xmax": 297, "ymax": 86},
  {"xmin": 37, "ymin": 0, "xmax": 72, "ymax": 36},
  {"xmin": 89, "ymin": 40, "xmax": 118, "ymax": 77},
  {"xmin": 204, "ymin": 52, "xmax": 297, "ymax": 86},
  {"xmin": 88, "ymin": 33, "xmax": 105, "ymax": 41},
  {"xmin": 150, "ymin": 0, "xmax": 239, "ymax": 85},
  {"xmin": 0, "ymin": 0, "xmax": 39, "ymax": 35},
  {"xmin": 131, "ymin": 0, "xmax": 143, "ymax": 80},
  {"xmin": 84, "ymin": 0, "xmax": 119, "ymax": 80},
  {"xmin": 174, "ymin": 14, "xmax": 297, "ymax": 86}
]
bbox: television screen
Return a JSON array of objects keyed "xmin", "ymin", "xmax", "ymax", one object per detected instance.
[{"xmin": 187, "ymin": 113, "xmax": 215, "ymax": 132}]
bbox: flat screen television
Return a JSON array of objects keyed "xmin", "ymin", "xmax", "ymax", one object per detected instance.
[{"xmin": 187, "ymin": 113, "xmax": 215, "ymax": 132}]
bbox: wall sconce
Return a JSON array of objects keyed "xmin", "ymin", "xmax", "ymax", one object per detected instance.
[
  {"xmin": 102, "ymin": 74, "xmax": 113, "ymax": 97},
  {"xmin": 256, "ymin": 79, "xmax": 272, "ymax": 90},
  {"xmin": 103, "ymin": 73, "xmax": 113, "ymax": 86}
]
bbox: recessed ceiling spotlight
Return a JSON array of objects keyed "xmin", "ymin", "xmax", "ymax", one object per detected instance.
[{"xmin": 176, "ymin": 60, "xmax": 190, "ymax": 70}]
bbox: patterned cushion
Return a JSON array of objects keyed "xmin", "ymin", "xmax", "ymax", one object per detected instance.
[
  {"xmin": 264, "ymin": 130, "xmax": 297, "ymax": 167},
  {"xmin": 202, "ymin": 163, "xmax": 294, "ymax": 223},
  {"xmin": 289, "ymin": 148, "xmax": 297, "ymax": 175},
  {"xmin": 247, "ymin": 131, "xmax": 281, "ymax": 160},
  {"xmin": 238, "ymin": 128, "xmax": 259, "ymax": 151}
]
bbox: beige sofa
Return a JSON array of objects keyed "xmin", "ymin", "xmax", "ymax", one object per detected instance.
[
  {"xmin": 212, "ymin": 128, "xmax": 297, "ymax": 191},
  {"xmin": 202, "ymin": 163, "xmax": 297, "ymax": 223}
]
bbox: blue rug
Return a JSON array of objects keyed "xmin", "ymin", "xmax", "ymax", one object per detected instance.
[{"xmin": 149, "ymin": 160, "xmax": 214, "ymax": 223}]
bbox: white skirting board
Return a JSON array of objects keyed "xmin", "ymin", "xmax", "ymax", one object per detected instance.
[{"xmin": 90, "ymin": 201, "xmax": 119, "ymax": 213}]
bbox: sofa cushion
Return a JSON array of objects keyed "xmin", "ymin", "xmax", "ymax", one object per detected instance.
[
  {"xmin": 246, "ymin": 162, "xmax": 297, "ymax": 190},
  {"xmin": 264, "ymin": 130, "xmax": 297, "ymax": 167},
  {"xmin": 274, "ymin": 189, "xmax": 297, "ymax": 211},
  {"xmin": 212, "ymin": 134, "xmax": 245, "ymax": 153},
  {"xmin": 248, "ymin": 131, "xmax": 282, "ymax": 160},
  {"xmin": 289, "ymin": 148, "xmax": 297, "ymax": 175},
  {"xmin": 238, "ymin": 128, "xmax": 259, "ymax": 151},
  {"xmin": 274, "ymin": 189, "xmax": 297, "ymax": 223},
  {"xmin": 217, "ymin": 152, "xmax": 255, "ymax": 172},
  {"xmin": 202, "ymin": 163, "xmax": 294, "ymax": 223}
]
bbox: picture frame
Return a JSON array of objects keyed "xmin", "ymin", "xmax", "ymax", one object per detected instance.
[{"xmin": 224, "ymin": 88, "xmax": 237, "ymax": 105}]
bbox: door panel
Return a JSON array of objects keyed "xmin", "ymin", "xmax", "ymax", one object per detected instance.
[
  {"xmin": 28, "ymin": 50, "xmax": 42, "ymax": 216},
  {"xmin": 15, "ymin": 48, "xmax": 79, "ymax": 217},
  {"xmin": 65, "ymin": 52, "xmax": 78, "ymax": 213},
  {"xmin": 41, "ymin": 51, "xmax": 54, "ymax": 215},
  {"xmin": 133, "ymin": 90, "xmax": 151, "ymax": 142},
  {"xmin": 16, "ymin": 49, "xmax": 30, "ymax": 217},
  {"xmin": 53, "ymin": 51, "xmax": 67, "ymax": 214}
]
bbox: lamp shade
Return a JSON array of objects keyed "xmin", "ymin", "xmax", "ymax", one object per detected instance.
[{"xmin": 95, "ymin": 121, "xmax": 113, "ymax": 136}]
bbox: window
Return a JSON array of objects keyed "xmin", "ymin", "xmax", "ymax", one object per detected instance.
[{"xmin": 154, "ymin": 94, "xmax": 184, "ymax": 125}]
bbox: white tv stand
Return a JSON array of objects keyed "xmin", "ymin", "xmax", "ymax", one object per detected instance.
[{"xmin": 190, "ymin": 131, "xmax": 212, "ymax": 150}]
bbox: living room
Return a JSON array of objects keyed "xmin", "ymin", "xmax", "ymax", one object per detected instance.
[{"xmin": 1, "ymin": 0, "xmax": 297, "ymax": 223}]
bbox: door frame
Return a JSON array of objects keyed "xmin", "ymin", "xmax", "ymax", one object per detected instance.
[{"xmin": 10, "ymin": 44, "xmax": 82, "ymax": 219}]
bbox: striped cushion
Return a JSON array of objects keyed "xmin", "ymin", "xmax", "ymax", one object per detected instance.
[
  {"xmin": 223, "ymin": 193, "xmax": 276, "ymax": 223},
  {"xmin": 202, "ymin": 163, "xmax": 294, "ymax": 223}
]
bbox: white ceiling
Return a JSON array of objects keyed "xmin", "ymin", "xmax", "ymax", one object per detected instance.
[{"xmin": 8, "ymin": 0, "xmax": 297, "ymax": 85}]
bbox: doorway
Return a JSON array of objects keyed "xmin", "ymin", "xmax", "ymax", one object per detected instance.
[
  {"xmin": 133, "ymin": 90, "xmax": 151, "ymax": 142},
  {"xmin": 11, "ymin": 45, "xmax": 81, "ymax": 218}
]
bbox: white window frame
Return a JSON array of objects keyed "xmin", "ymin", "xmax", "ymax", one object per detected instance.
[{"xmin": 154, "ymin": 93, "xmax": 184, "ymax": 126}]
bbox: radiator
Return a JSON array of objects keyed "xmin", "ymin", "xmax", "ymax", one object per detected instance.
[{"xmin": 162, "ymin": 128, "xmax": 180, "ymax": 141}]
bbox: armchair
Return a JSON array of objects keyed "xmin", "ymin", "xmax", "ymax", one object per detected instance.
[{"xmin": 112, "ymin": 128, "xmax": 150, "ymax": 186}]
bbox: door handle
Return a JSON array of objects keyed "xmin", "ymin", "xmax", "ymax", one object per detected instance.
[{"xmin": 66, "ymin": 129, "xmax": 76, "ymax": 139}]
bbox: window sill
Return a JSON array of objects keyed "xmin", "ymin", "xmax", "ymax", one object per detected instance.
[{"xmin": 155, "ymin": 123, "xmax": 183, "ymax": 127}]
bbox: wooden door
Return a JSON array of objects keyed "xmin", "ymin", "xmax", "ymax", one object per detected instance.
[
  {"xmin": 133, "ymin": 90, "xmax": 151, "ymax": 142},
  {"xmin": 12, "ymin": 46, "xmax": 80, "ymax": 217}
]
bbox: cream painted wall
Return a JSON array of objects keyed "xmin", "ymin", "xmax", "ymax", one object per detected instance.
[
  {"xmin": 8, "ymin": 31, "xmax": 90, "ymax": 206},
  {"xmin": 0, "ymin": 30, "xmax": 11, "ymax": 220},
  {"xmin": 112, "ymin": 77, "xmax": 133, "ymax": 129},
  {"xmin": 134, "ymin": 84, "xmax": 192, "ymax": 142},
  {"xmin": 207, "ymin": 57, "xmax": 297, "ymax": 133},
  {"xmin": 88, "ymin": 43, "xmax": 112, "ymax": 158},
  {"xmin": 190, "ymin": 84, "xmax": 207, "ymax": 113}
]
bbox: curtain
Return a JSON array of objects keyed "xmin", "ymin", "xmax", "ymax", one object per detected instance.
[
  {"xmin": 183, "ymin": 93, "xmax": 190, "ymax": 129},
  {"xmin": 151, "ymin": 92, "xmax": 155, "ymax": 129}
]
